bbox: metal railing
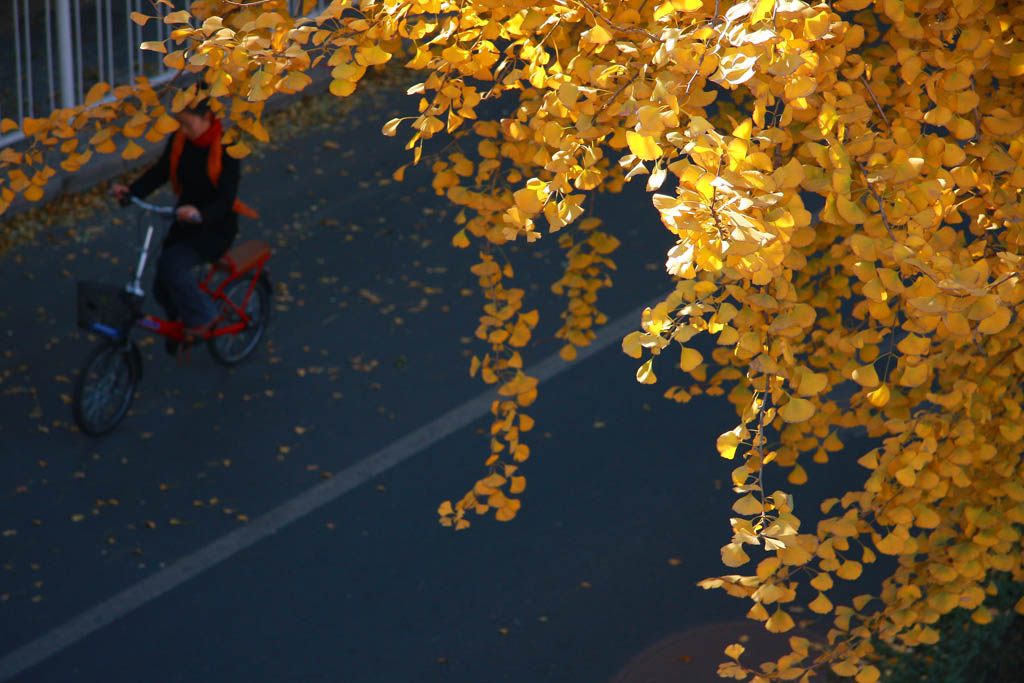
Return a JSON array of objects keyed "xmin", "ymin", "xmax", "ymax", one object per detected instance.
[{"xmin": 1, "ymin": 0, "xmax": 328, "ymax": 149}]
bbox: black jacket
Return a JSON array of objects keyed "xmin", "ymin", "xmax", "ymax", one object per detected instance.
[{"xmin": 129, "ymin": 135, "xmax": 240, "ymax": 262}]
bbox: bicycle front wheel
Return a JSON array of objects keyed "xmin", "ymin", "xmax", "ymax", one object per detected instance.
[
  {"xmin": 72, "ymin": 341, "xmax": 139, "ymax": 436},
  {"xmin": 208, "ymin": 274, "xmax": 270, "ymax": 366}
]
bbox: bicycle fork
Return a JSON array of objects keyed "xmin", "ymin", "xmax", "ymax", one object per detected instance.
[{"xmin": 128, "ymin": 223, "xmax": 155, "ymax": 298}]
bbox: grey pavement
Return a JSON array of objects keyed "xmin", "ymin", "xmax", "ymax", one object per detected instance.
[{"xmin": 0, "ymin": 78, "xmax": 873, "ymax": 682}]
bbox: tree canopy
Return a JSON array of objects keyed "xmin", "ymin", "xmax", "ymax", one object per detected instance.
[{"xmin": 3, "ymin": 0, "xmax": 1024, "ymax": 679}]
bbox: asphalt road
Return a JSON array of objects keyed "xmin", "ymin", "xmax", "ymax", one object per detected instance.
[{"xmin": 0, "ymin": 80, "xmax": 874, "ymax": 682}]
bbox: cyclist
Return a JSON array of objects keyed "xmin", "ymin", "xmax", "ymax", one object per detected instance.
[{"xmin": 112, "ymin": 91, "xmax": 256, "ymax": 355}]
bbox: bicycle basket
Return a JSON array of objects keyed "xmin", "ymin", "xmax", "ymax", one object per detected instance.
[{"xmin": 76, "ymin": 281, "xmax": 143, "ymax": 337}]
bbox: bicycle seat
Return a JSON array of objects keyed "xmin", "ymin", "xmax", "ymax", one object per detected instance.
[{"xmin": 217, "ymin": 240, "xmax": 270, "ymax": 275}]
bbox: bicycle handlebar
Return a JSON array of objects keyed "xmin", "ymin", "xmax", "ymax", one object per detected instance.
[{"xmin": 127, "ymin": 195, "xmax": 175, "ymax": 216}]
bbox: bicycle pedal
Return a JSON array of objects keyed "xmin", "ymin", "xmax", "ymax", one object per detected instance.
[{"xmin": 175, "ymin": 343, "xmax": 193, "ymax": 366}]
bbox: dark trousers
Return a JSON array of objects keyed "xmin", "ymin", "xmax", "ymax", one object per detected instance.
[{"xmin": 153, "ymin": 242, "xmax": 218, "ymax": 327}]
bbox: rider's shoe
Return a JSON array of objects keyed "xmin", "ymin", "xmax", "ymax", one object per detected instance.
[
  {"xmin": 176, "ymin": 320, "xmax": 214, "ymax": 366},
  {"xmin": 164, "ymin": 319, "xmax": 183, "ymax": 356}
]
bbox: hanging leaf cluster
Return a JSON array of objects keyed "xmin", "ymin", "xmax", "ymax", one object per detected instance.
[{"xmin": 3, "ymin": 0, "xmax": 1024, "ymax": 679}]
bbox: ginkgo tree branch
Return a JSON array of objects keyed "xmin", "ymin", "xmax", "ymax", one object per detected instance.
[
  {"xmin": 754, "ymin": 383, "xmax": 769, "ymax": 526},
  {"xmin": 596, "ymin": 70, "xmax": 639, "ymax": 116},
  {"xmin": 854, "ymin": 160, "xmax": 896, "ymax": 240},
  {"xmin": 571, "ymin": 0, "xmax": 661, "ymax": 42},
  {"xmin": 964, "ymin": 76, "xmax": 985, "ymax": 145},
  {"xmin": 860, "ymin": 73, "xmax": 889, "ymax": 130},
  {"xmin": 683, "ymin": 1, "xmax": 721, "ymax": 98},
  {"xmin": 878, "ymin": 315, "xmax": 900, "ymax": 384}
]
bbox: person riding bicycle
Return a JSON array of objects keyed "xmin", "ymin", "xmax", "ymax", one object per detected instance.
[{"xmin": 112, "ymin": 91, "xmax": 256, "ymax": 353}]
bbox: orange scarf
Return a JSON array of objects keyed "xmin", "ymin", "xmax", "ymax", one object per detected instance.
[{"xmin": 169, "ymin": 119, "xmax": 259, "ymax": 219}]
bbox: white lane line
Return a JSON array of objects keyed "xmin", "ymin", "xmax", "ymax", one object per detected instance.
[{"xmin": 0, "ymin": 299, "xmax": 655, "ymax": 681}]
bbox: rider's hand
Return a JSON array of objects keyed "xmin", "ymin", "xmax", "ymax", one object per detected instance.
[
  {"xmin": 110, "ymin": 183, "xmax": 131, "ymax": 206},
  {"xmin": 176, "ymin": 205, "xmax": 202, "ymax": 224}
]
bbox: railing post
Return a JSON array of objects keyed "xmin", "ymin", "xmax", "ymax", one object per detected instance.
[{"xmin": 55, "ymin": 0, "xmax": 76, "ymax": 109}]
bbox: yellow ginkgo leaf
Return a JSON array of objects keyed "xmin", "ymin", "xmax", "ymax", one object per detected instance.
[
  {"xmin": 226, "ymin": 141, "xmax": 251, "ymax": 159},
  {"xmin": 797, "ymin": 371, "xmax": 828, "ymax": 396},
  {"xmin": 513, "ymin": 186, "xmax": 544, "ymax": 215},
  {"xmin": 944, "ymin": 311, "xmax": 971, "ymax": 336},
  {"xmin": 164, "ymin": 50, "xmax": 185, "ymax": 70},
  {"xmin": 495, "ymin": 507, "xmax": 516, "ymax": 522},
  {"xmin": 787, "ymin": 464, "xmax": 808, "ymax": 485},
  {"xmin": 779, "ymin": 396, "xmax": 814, "ymax": 423},
  {"xmin": 875, "ymin": 532, "xmax": 904, "ymax": 555},
  {"xmin": 913, "ymin": 504, "xmax": 940, "ymax": 528},
  {"xmin": 899, "ymin": 362, "xmax": 928, "ymax": 387},
  {"xmin": 808, "ymin": 592, "xmax": 833, "ymax": 614},
  {"xmin": 810, "ymin": 573, "xmax": 833, "ymax": 591},
  {"xmin": 585, "ymin": 23, "xmax": 613, "ymax": 44},
  {"xmin": 773, "ymin": 157, "xmax": 805, "ymax": 189},
  {"xmin": 977, "ymin": 306, "xmax": 1012, "ymax": 334},
  {"xmin": 724, "ymin": 642, "xmax": 745, "ymax": 660},
  {"xmin": 855, "ymin": 665, "xmax": 881, "ymax": 683},
  {"xmin": 717, "ymin": 428, "xmax": 742, "ymax": 460},
  {"xmin": 836, "ymin": 560, "xmax": 862, "ymax": 580},
  {"xmin": 636, "ymin": 359, "xmax": 657, "ymax": 384},
  {"xmin": 721, "ymin": 542, "xmax": 750, "ymax": 567},
  {"xmin": 867, "ymin": 385, "xmax": 890, "ymax": 407},
  {"xmin": 831, "ymin": 661, "xmax": 859, "ymax": 677},
  {"xmin": 679, "ymin": 347, "xmax": 702, "ymax": 372},
  {"xmin": 85, "ymin": 82, "xmax": 110, "ymax": 106},
  {"xmin": 836, "ymin": 194, "xmax": 867, "ymax": 224},
  {"xmin": 557, "ymin": 83, "xmax": 579, "ymax": 107},
  {"xmin": 355, "ymin": 45, "xmax": 392, "ymax": 66},
  {"xmin": 732, "ymin": 493, "xmax": 762, "ymax": 515},
  {"xmin": 163, "ymin": 9, "xmax": 191, "ymax": 24},
  {"xmin": 784, "ymin": 75, "xmax": 816, "ymax": 100},
  {"xmin": 621, "ymin": 331, "xmax": 643, "ymax": 359},
  {"xmin": 153, "ymin": 114, "xmax": 179, "ymax": 135},
  {"xmin": 896, "ymin": 334, "xmax": 930, "ymax": 355},
  {"xmin": 765, "ymin": 608, "xmax": 795, "ymax": 633},
  {"xmin": 626, "ymin": 131, "xmax": 663, "ymax": 161},
  {"xmin": 121, "ymin": 140, "xmax": 145, "ymax": 160},
  {"xmin": 852, "ymin": 364, "xmax": 879, "ymax": 388},
  {"xmin": 279, "ymin": 71, "xmax": 312, "ymax": 93}
]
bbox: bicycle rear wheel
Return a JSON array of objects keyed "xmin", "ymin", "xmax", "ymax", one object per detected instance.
[
  {"xmin": 208, "ymin": 274, "xmax": 270, "ymax": 366},
  {"xmin": 72, "ymin": 341, "xmax": 139, "ymax": 436}
]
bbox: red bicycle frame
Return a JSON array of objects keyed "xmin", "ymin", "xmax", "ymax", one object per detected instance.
[{"xmin": 122, "ymin": 197, "xmax": 270, "ymax": 343}]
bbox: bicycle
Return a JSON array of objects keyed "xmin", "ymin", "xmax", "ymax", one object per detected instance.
[{"xmin": 72, "ymin": 196, "xmax": 272, "ymax": 436}]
